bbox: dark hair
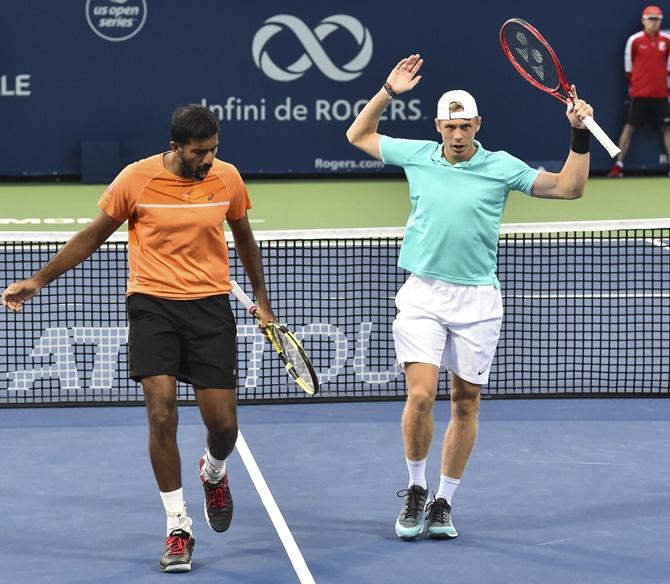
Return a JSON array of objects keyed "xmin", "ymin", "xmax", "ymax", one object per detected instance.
[{"xmin": 170, "ymin": 105, "xmax": 219, "ymax": 145}]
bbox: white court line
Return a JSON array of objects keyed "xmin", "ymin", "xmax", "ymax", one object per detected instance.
[
  {"xmin": 236, "ymin": 430, "xmax": 316, "ymax": 584},
  {"xmin": 646, "ymin": 237, "xmax": 670, "ymax": 252},
  {"xmin": 505, "ymin": 292, "xmax": 670, "ymax": 300},
  {"xmin": 535, "ymin": 537, "xmax": 575, "ymax": 547}
]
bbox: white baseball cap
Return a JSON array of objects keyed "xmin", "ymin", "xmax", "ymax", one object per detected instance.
[{"xmin": 436, "ymin": 90, "xmax": 479, "ymax": 120}]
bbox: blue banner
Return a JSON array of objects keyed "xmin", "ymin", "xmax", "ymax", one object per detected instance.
[{"xmin": 0, "ymin": 1, "xmax": 667, "ymax": 177}]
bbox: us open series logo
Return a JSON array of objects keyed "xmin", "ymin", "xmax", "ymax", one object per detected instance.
[{"xmin": 85, "ymin": 0, "xmax": 148, "ymax": 42}]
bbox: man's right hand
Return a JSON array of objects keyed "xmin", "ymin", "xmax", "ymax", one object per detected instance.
[
  {"xmin": 386, "ymin": 54, "xmax": 424, "ymax": 95},
  {"xmin": 2, "ymin": 278, "xmax": 42, "ymax": 312}
]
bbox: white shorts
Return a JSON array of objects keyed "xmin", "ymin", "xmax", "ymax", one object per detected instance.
[{"xmin": 392, "ymin": 274, "xmax": 504, "ymax": 385}]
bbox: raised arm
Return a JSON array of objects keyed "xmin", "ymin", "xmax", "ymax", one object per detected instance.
[
  {"xmin": 531, "ymin": 85, "xmax": 593, "ymax": 199},
  {"xmin": 2, "ymin": 209, "xmax": 124, "ymax": 312},
  {"xmin": 346, "ymin": 54, "xmax": 424, "ymax": 159}
]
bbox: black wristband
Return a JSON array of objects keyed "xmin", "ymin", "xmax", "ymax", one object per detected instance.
[
  {"xmin": 383, "ymin": 82, "xmax": 396, "ymax": 98},
  {"xmin": 570, "ymin": 127, "xmax": 590, "ymax": 154}
]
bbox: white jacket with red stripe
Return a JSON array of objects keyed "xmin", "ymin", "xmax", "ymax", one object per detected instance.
[{"xmin": 624, "ymin": 30, "xmax": 670, "ymax": 97}]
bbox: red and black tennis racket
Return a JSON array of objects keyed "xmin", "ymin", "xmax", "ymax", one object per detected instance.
[{"xmin": 500, "ymin": 18, "xmax": 620, "ymax": 158}]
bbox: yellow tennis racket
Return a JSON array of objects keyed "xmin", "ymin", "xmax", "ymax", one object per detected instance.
[{"xmin": 230, "ymin": 281, "xmax": 319, "ymax": 395}]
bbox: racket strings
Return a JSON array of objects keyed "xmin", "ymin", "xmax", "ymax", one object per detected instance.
[
  {"xmin": 282, "ymin": 337, "xmax": 313, "ymax": 382},
  {"xmin": 270, "ymin": 324, "xmax": 318, "ymax": 391},
  {"xmin": 504, "ymin": 24, "xmax": 559, "ymax": 90}
]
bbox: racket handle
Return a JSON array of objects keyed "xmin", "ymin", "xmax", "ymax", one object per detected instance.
[
  {"xmin": 581, "ymin": 115, "xmax": 621, "ymax": 158},
  {"xmin": 230, "ymin": 280, "xmax": 258, "ymax": 315}
]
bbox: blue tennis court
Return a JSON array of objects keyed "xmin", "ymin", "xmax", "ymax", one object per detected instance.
[
  {"xmin": 0, "ymin": 398, "xmax": 668, "ymax": 583},
  {"xmin": 1, "ymin": 222, "xmax": 669, "ymax": 582}
]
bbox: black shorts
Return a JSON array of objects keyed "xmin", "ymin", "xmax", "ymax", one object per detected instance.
[
  {"xmin": 626, "ymin": 97, "xmax": 670, "ymax": 128},
  {"xmin": 126, "ymin": 293, "xmax": 237, "ymax": 389}
]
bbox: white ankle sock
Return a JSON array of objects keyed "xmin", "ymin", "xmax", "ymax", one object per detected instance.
[
  {"xmin": 406, "ymin": 457, "xmax": 428, "ymax": 489},
  {"xmin": 166, "ymin": 513, "xmax": 192, "ymax": 536},
  {"xmin": 435, "ymin": 474, "xmax": 461, "ymax": 504},
  {"xmin": 202, "ymin": 449, "xmax": 227, "ymax": 482},
  {"xmin": 160, "ymin": 488, "xmax": 191, "ymax": 535}
]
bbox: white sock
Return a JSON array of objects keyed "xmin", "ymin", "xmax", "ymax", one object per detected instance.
[
  {"xmin": 406, "ymin": 457, "xmax": 428, "ymax": 489},
  {"xmin": 616, "ymin": 160, "xmax": 623, "ymax": 168},
  {"xmin": 160, "ymin": 488, "xmax": 191, "ymax": 535},
  {"xmin": 436, "ymin": 474, "xmax": 461, "ymax": 505},
  {"xmin": 202, "ymin": 449, "xmax": 227, "ymax": 483}
]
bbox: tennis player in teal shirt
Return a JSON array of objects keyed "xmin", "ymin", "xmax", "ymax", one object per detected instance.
[{"xmin": 347, "ymin": 53, "xmax": 593, "ymax": 541}]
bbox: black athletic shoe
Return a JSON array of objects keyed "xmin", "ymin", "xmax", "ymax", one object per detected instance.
[
  {"xmin": 200, "ymin": 455, "xmax": 233, "ymax": 533},
  {"xmin": 395, "ymin": 485, "xmax": 428, "ymax": 540},
  {"xmin": 160, "ymin": 529, "xmax": 195, "ymax": 572},
  {"xmin": 426, "ymin": 497, "xmax": 458, "ymax": 539}
]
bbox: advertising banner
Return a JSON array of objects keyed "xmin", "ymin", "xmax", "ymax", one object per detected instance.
[{"xmin": 0, "ymin": 1, "xmax": 666, "ymax": 177}]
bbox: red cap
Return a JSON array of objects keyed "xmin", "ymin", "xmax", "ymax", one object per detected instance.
[{"xmin": 642, "ymin": 5, "xmax": 663, "ymax": 18}]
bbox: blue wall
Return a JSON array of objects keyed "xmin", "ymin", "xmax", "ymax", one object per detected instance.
[{"xmin": 1, "ymin": 1, "xmax": 667, "ymax": 177}]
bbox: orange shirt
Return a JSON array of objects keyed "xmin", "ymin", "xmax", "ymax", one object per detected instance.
[{"xmin": 98, "ymin": 153, "xmax": 251, "ymax": 299}]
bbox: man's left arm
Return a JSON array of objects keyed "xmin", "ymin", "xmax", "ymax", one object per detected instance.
[
  {"xmin": 531, "ymin": 85, "xmax": 593, "ymax": 200},
  {"xmin": 227, "ymin": 214, "xmax": 276, "ymax": 323}
]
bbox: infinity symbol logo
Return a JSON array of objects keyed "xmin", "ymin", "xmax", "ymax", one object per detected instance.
[{"xmin": 252, "ymin": 14, "xmax": 373, "ymax": 82}]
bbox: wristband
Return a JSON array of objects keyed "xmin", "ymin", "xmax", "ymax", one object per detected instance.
[
  {"xmin": 383, "ymin": 82, "xmax": 396, "ymax": 98},
  {"xmin": 570, "ymin": 127, "xmax": 590, "ymax": 154}
]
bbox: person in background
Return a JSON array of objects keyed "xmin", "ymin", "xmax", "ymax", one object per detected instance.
[{"xmin": 608, "ymin": 5, "xmax": 670, "ymax": 177}]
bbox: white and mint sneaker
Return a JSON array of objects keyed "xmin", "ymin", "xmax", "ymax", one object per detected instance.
[
  {"xmin": 395, "ymin": 485, "xmax": 428, "ymax": 540},
  {"xmin": 426, "ymin": 497, "xmax": 458, "ymax": 539}
]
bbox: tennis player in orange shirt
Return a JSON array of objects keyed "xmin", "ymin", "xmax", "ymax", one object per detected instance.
[{"xmin": 2, "ymin": 105, "xmax": 276, "ymax": 572}]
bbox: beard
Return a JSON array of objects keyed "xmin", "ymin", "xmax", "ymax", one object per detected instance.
[
  {"xmin": 191, "ymin": 164, "xmax": 212, "ymax": 181},
  {"xmin": 177, "ymin": 158, "xmax": 211, "ymax": 181}
]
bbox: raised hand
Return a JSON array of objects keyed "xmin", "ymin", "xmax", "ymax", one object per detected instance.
[
  {"xmin": 566, "ymin": 85, "xmax": 593, "ymax": 130},
  {"xmin": 386, "ymin": 54, "xmax": 424, "ymax": 95}
]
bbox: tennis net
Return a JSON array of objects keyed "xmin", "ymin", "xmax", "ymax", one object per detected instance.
[{"xmin": 1, "ymin": 219, "xmax": 669, "ymax": 406}]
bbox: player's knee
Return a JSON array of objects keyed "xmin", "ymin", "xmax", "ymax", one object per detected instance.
[
  {"xmin": 147, "ymin": 405, "xmax": 178, "ymax": 436},
  {"xmin": 407, "ymin": 386, "xmax": 436, "ymax": 414},
  {"xmin": 451, "ymin": 390, "xmax": 480, "ymax": 420}
]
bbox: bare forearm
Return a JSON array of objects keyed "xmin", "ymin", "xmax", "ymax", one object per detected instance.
[
  {"xmin": 347, "ymin": 54, "xmax": 423, "ymax": 157},
  {"xmin": 346, "ymin": 88, "xmax": 391, "ymax": 143},
  {"xmin": 532, "ymin": 125, "xmax": 592, "ymax": 199},
  {"xmin": 556, "ymin": 151, "xmax": 590, "ymax": 197},
  {"xmin": 34, "ymin": 229, "xmax": 107, "ymax": 287},
  {"xmin": 235, "ymin": 238, "xmax": 270, "ymax": 308}
]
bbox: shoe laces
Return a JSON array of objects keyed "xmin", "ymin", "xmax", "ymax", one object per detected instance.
[
  {"xmin": 426, "ymin": 498, "xmax": 451, "ymax": 523},
  {"xmin": 165, "ymin": 531, "xmax": 191, "ymax": 555},
  {"xmin": 206, "ymin": 476, "xmax": 229, "ymax": 509},
  {"xmin": 396, "ymin": 486, "xmax": 426, "ymax": 520}
]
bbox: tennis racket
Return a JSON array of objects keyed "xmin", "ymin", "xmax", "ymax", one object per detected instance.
[
  {"xmin": 500, "ymin": 18, "xmax": 620, "ymax": 158},
  {"xmin": 230, "ymin": 280, "xmax": 319, "ymax": 396}
]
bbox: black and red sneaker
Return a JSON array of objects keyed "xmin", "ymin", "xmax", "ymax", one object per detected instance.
[
  {"xmin": 160, "ymin": 529, "xmax": 195, "ymax": 572},
  {"xmin": 199, "ymin": 455, "xmax": 233, "ymax": 532},
  {"xmin": 607, "ymin": 163, "xmax": 623, "ymax": 178}
]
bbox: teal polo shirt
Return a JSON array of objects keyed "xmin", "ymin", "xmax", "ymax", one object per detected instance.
[{"xmin": 380, "ymin": 136, "xmax": 540, "ymax": 287}]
